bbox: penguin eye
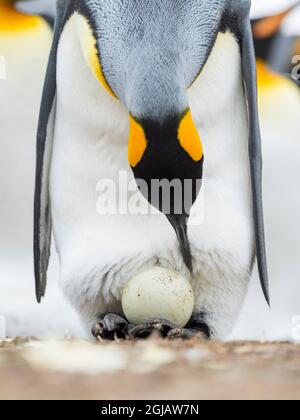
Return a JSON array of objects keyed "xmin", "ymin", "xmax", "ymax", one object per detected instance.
[{"xmin": 75, "ymin": 13, "xmax": 116, "ymax": 98}]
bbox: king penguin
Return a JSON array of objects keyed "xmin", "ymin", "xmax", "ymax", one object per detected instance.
[
  {"xmin": 16, "ymin": 0, "xmax": 56, "ymax": 27},
  {"xmin": 251, "ymin": 0, "xmax": 300, "ymax": 87},
  {"xmin": 250, "ymin": 1, "xmax": 300, "ymax": 128},
  {"xmin": 0, "ymin": 0, "xmax": 53, "ymax": 257},
  {"xmin": 0, "ymin": 1, "xmax": 83, "ymax": 339},
  {"xmin": 274, "ymin": 4, "xmax": 300, "ymax": 82},
  {"xmin": 34, "ymin": 0, "xmax": 269, "ymax": 340}
]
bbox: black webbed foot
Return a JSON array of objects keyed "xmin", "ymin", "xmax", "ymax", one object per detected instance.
[
  {"xmin": 181, "ymin": 313, "xmax": 211, "ymax": 340},
  {"xmin": 92, "ymin": 313, "xmax": 210, "ymax": 341},
  {"xmin": 166, "ymin": 327, "xmax": 207, "ymax": 340},
  {"xmin": 128, "ymin": 314, "xmax": 210, "ymax": 340},
  {"xmin": 92, "ymin": 314, "xmax": 129, "ymax": 341},
  {"xmin": 128, "ymin": 319, "xmax": 179, "ymax": 339}
]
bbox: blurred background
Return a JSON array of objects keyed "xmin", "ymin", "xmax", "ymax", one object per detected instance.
[{"xmin": 0, "ymin": 0, "xmax": 299, "ymax": 341}]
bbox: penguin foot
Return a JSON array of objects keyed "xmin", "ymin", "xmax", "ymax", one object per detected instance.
[
  {"xmin": 166, "ymin": 320, "xmax": 210, "ymax": 340},
  {"xmin": 92, "ymin": 314, "xmax": 129, "ymax": 341},
  {"xmin": 185, "ymin": 314, "xmax": 211, "ymax": 339},
  {"xmin": 167, "ymin": 327, "xmax": 207, "ymax": 340},
  {"xmin": 128, "ymin": 319, "xmax": 183, "ymax": 339},
  {"xmin": 128, "ymin": 317, "xmax": 210, "ymax": 340},
  {"xmin": 92, "ymin": 315, "xmax": 210, "ymax": 341},
  {"xmin": 128, "ymin": 316, "xmax": 210, "ymax": 340}
]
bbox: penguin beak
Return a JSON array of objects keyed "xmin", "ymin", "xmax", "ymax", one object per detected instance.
[
  {"xmin": 128, "ymin": 112, "xmax": 202, "ymax": 273},
  {"xmin": 167, "ymin": 214, "xmax": 193, "ymax": 272}
]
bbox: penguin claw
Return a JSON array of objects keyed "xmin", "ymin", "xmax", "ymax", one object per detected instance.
[
  {"xmin": 92, "ymin": 314, "xmax": 129, "ymax": 341},
  {"xmin": 167, "ymin": 327, "xmax": 207, "ymax": 340}
]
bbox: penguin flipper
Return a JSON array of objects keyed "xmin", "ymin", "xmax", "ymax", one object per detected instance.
[
  {"xmin": 34, "ymin": 1, "xmax": 69, "ymax": 303},
  {"xmin": 239, "ymin": 16, "xmax": 270, "ymax": 305}
]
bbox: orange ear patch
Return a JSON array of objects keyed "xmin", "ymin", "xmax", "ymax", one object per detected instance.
[
  {"xmin": 75, "ymin": 13, "xmax": 116, "ymax": 98},
  {"xmin": 128, "ymin": 116, "xmax": 147, "ymax": 167},
  {"xmin": 89, "ymin": 44, "xmax": 116, "ymax": 97},
  {"xmin": 253, "ymin": 10, "xmax": 291, "ymax": 39},
  {"xmin": 0, "ymin": 2, "xmax": 41, "ymax": 33},
  {"xmin": 178, "ymin": 110, "xmax": 203, "ymax": 161}
]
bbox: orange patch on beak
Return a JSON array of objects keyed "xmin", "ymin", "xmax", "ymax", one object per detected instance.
[
  {"xmin": 128, "ymin": 116, "xmax": 147, "ymax": 167},
  {"xmin": 177, "ymin": 110, "xmax": 203, "ymax": 162}
]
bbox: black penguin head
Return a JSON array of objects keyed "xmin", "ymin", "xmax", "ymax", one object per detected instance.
[{"xmin": 129, "ymin": 111, "xmax": 204, "ymax": 271}]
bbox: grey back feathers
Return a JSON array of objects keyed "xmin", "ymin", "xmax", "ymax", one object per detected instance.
[{"xmin": 34, "ymin": 0, "xmax": 269, "ymax": 304}]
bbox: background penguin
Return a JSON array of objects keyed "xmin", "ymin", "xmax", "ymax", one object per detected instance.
[
  {"xmin": 251, "ymin": 0, "xmax": 300, "ymax": 78},
  {"xmin": 280, "ymin": 5, "xmax": 300, "ymax": 78},
  {"xmin": 16, "ymin": 0, "xmax": 56, "ymax": 27},
  {"xmin": 232, "ymin": 0, "xmax": 300, "ymax": 340},
  {"xmin": 0, "ymin": 0, "xmax": 51, "ymax": 258},
  {"xmin": 0, "ymin": 0, "xmax": 82, "ymax": 338},
  {"xmin": 250, "ymin": 0, "xmax": 300, "ymax": 160},
  {"xmin": 35, "ymin": 0, "xmax": 269, "ymax": 340}
]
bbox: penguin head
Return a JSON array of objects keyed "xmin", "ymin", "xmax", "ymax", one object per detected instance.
[
  {"xmin": 15, "ymin": 0, "xmax": 56, "ymax": 27},
  {"xmin": 0, "ymin": 0, "xmax": 55, "ymax": 31},
  {"xmin": 75, "ymin": 0, "xmax": 243, "ymax": 270}
]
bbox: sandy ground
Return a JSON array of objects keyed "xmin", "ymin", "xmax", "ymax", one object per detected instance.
[{"xmin": 0, "ymin": 338, "xmax": 299, "ymax": 400}]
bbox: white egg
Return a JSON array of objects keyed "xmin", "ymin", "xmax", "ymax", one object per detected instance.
[{"xmin": 122, "ymin": 266, "xmax": 194, "ymax": 327}]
